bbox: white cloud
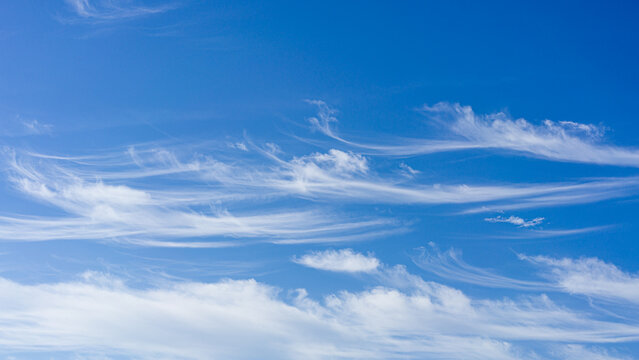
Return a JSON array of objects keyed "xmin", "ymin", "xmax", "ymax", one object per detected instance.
[
  {"xmin": 307, "ymin": 99, "xmax": 340, "ymax": 139},
  {"xmin": 308, "ymin": 100, "xmax": 639, "ymax": 168},
  {"xmin": 460, "ymin": 177, "xmax": 639, "ymax": 213},
  {"xmin": 521, "ymin": 255, "xmax": 639, "ymax": 305},
  {"xmin": 0, "ymin": 266, "xmax": 637, "ymax": 359},
  {"xmin": 293, "ymin": 249, "xmax": 380, "ymax": 273},
  {"xmin": 485, "ymin": 215, "xmax": 544, "ymax": 227},
  {"xmin": 21, "ymin": 118, "xmax": 52, "ymax": 135},
  {"xmin": 232, "ymin": 142, "xmax": 248, "ymax": 151},
  {"xmin": 399, "ymin": 162, "xmax": 420, "ymax": 177},
  {"xmin": 3, "ymin": 143, "xmax": 639, "ymax": 245},
  {"xmin": 303, "ymin": 149, "xmax": 369, "ymax": 175},
  {"xmin": 64, "ymin": 0, "xmax": 175, "ymax": 22},
  {"xmin": 267, "ymin": 147, "xmax": 639, "ymax": 207},
  {"xmin": 0, "ymin": 150, "xmax": 393, "ymax": 245},
  {"xmin": 19, "ymin": 144, "xmax": 639, "ymax": 209},
  {"xmin": 415, "ymin": 244, "xmax": 639, "ymax": 306},
  {"xmin": 413, "ymin": 244, "xmax": 548, "ymax": 291},
  {"xmin": 493, "ymin": 226, "xmax": 611, "ymax": 239}
]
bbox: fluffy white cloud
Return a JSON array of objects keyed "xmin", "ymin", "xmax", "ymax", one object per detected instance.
[
  {"xmin": 0, "ymin": 266, "xmax": 637, "ymax": 359},
  {"xmin": 293, "ymin": 249, "xmax": 380, "ymax": 273}
]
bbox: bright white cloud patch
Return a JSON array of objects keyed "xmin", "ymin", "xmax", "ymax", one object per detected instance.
[
  {"xmin": 485, "ymin": 215, "xmax": 544, "ymax": 227},
  {"xmin": 0, "ymin": 265, "xmax": 637, "ymax": 359},
  {"xmin": 293, "ymin": 249, "xmax": 380, "ymax": 273},
  {"xmin": 305, "ymin": 149, "xmax": 369, "ymax": 175}
]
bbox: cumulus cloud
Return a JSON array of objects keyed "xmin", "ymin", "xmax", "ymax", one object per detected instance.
[
  {"xmin": 293, "ymin": 249, "xmax": 380, "ymax": 273},
  {"xmin": 0, "ymin": 265, "xmax": 637, "ymax": 359},
  {"xmin": 485, "ymin": 215, "xmax": 544, "ymax": 227}
]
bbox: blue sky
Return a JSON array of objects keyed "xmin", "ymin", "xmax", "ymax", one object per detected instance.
[{"xmin": 1, "ymin": 1, "xmax": 639, "ymax": 359}]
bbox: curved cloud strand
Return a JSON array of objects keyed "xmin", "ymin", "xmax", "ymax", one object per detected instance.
[
  {"xmin": 309, "ymin": 101, "xmax": 639, "ymax": 167},
  {"xmin": 413, "ymin": 245, "xmax": 550, "ymax": 291},
  {"xmin": 415, "ymin": 245, "xmax": 639, "ymax": 306},
  {"xmin": 521, "ymin": 255, "xmax": 639, "ymax": 305},
  {"xmin": 2, "ymin": 144, "xmax": 639, "ymax": 245},
  {"xmin": 64, "ymin": 0, "xmax": 175, "ymax": 22}
]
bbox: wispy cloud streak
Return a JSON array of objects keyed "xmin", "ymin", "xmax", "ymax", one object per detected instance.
[
  {"xmin": 0, "ymin": 149, "xmax": 394, "ymax": 245},
  {"xmin": 521, "ymin": 255, "xmax": 639, "ymax": 305},
  {"xmin": 309, "ymin": 101, "xmax": 639, "ymax": 167},
  {"xmin": 64, "ymin": 0, "xmax": 175, "ymax": 22},
  {"xmin": 415, "ymin": 245, "xmax": 639, "ymax": 306},
  {"xmin": 413, "ymin": 244, "xmax": 549, "ymax": 291},
  {"xmin": 3, "ymin": 141, "xmax": 639, "ymax": 246}
]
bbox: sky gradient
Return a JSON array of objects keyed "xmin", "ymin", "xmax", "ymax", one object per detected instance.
[{"xmin": 1, "ymin": 1, "xmax": 639, "ymax": 359}]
